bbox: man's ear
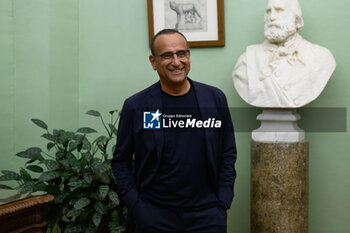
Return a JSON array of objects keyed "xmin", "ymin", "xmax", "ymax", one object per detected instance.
[{"xmin": 149, "ymin": 55, "xmax": 157, "ymax": 70}]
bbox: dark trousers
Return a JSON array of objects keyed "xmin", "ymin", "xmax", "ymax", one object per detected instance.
[{"xmin": 132, "ymin": 199, "xmax": 227, "ymax": 233}]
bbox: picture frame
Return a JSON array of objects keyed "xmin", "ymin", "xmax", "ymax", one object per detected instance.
[{"xmin": 147, "ymin": 0, "xmax": 225, "ymax": 47}]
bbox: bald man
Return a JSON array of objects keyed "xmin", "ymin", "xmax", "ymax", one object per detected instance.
[{"xmin": 112, "ymin": 29, "xmax": 237, "ymax": 233}]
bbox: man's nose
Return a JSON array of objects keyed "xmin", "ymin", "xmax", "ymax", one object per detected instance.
[
  {"xmin": 171, "ymin": 55, "xmax": 181, "ymax": 66},
  {"xmin": 269, "ymin": 9, "xmax": 277, "ymax": 21}
]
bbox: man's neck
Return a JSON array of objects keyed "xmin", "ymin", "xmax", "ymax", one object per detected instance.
[{"xmin": 160, "ymin": 78, "xmax": 191, "ymax": 96}]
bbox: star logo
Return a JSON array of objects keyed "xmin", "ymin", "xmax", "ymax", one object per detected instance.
[
  {"xmin": 143, "ymin": 109, "xmax": 162, "ymax": 129},
  {"xmin": 150, "ymin": 109, "xmax": 162, "ymax": 122}
]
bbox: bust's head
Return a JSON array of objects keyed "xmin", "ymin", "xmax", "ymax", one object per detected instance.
[{"xmin": 264, "ymin": 0, "xmax": 304, "ymax": 44}]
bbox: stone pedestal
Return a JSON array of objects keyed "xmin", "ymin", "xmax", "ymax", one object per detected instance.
[{"xmin": 251, "ymin": 141, "xmax": 309, "ymax": 233}]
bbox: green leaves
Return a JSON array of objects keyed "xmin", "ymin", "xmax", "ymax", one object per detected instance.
[
  {"xmin": 98, "ymin": 185, "xmax": 109, "ymax": 199},
  {"xmin": 55, "ymin": 193, "xmax": 69, "ymax": 204},
  {"xmin": 67, "ymin": 179, "xmax": 89, "ymax": 192},
  {"xmin": 26, "ymin": 165, "xmax": 44, "ymax": 173},
  {"xmin": 56, "ymin": 130, "xmax": 75, "ymax": 146},
  {"xmin": 66, "ymin": 153, "xmax": 79, "ymax": 169},
  {"xmin": 94, "ymin": 202, "xmax": 107, "ymax": 214},
  {"xmin": 64, "ymin": 224, "xmax": 85, "ymax": 233},
  {"xmin": 0, "ymin": 170, "xmax": 21, "ymax": 181},
  {"xmin": 108, "ymin": 191, "xmax": 120, "ymax": 205},
  {"xmin": 47, "ymin": 142, "xmax": 56, "ymax": 151},
  {"xmin": 92, "ymin": 212, "xmax": 102, "ymax": 227},
  {"xmin": 83, "ymin": 170, "xmax": 93, "ymax": 184},
  {"xmin": 109, "ymin": 109, "xmax": 118, "ymax": 115},
  {"xmin": 108, "ymin": 124, "xmax": 118, "ymax": 135},
  {"xmin": 93, "ymin": 136, "xmax": 108, "ymax": 145},
  {"xmin": 16, "ymin": 147, "xmax": 43, "ymax": 161},
  {"xmin": 20, "ymin": 168, "xmax": 32, "ymax": 180},
  {"xmin": 93, "ymin": 162, "xmax": 111, "ymax": 184},
  {"xmin": 77, "ymin": 127, "xmax": 97, "ymax": 134},
  {"xmin": 31, "ymin": 118, "xmax": 48, "ymax": 130},
  {"xmin": 84, "ymin": 224, "xmax": 97, "ymax": 233},
  {"xmin": 6, "ymin": 110, "xmax": 124, "ymax": 233},
  {"xmin": 0, "ymin": 184, "xmax": 14, "ymax": 190},
  {"xmin": 82, "ymin": 152, "xmax": 93, "ymax": 163},
  {"xmin": 86, "ymin": 110, "xmax": 101, "ymax": 117},
  {"xmin": 109, "ymin": 221, "xmax": 125, "ymax": 233},
  {"xmin": 33, "ymin": 182, "xmax": 47, "ymax": 192},
  {"xmin": 38, "ymin": 171, "xmax": 60, "ymax": 181},
  {"xmin": 82, "ymin": 137, "xmax": 91, "ymax": 151},
  {"xmin": 22, "ymin": 180, "xmax": 35, "ymax": 193},
  {"xmin": 74, "ymin": 197, "xmax": 91, "ymax": 210},
  {"xmin": 66, "ymin": 208, "xmax": 82, "ymax": 218},
  {"xmin": 42, "ymin": 133, "xmax": 55, "ymax": 142},
  {"xmin": 45, "ymin": 160, "xmax": 59, "ymax": 171}
]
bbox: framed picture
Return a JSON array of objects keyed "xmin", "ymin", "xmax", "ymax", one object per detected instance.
[{"xmin": 147, "ymin": 0, "xmax": 225, "ymax": 47}]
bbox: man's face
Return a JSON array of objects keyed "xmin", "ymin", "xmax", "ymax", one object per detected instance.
[
  {"xmin": 264, "ymin": 0, "xmax": 297, "ymax": 43},
  {"xmin": 149, "ymin": 33, "xmax": 190, "ymax": 87}
]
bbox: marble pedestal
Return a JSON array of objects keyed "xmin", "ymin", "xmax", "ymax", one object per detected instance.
[
  {"xmin": 251, "ymin": 141, "xmax": 309, "ymax": 233},
  {"xmin": 252, "ymin": 109, "xmax": 305, "ymax": 142}
]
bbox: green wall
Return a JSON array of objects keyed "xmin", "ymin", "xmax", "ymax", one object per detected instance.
[{"xmin": 0, "ymin": 0, "xmax": 349, "ymax": 232}]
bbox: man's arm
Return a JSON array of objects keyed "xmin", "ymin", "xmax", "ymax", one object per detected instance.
[
  {"xmin": 217, "ymin": 92, "xmax": 237, "ymax": 210},
  {"xmin": 111, "ymin": 99, "xmax": 138, "ymax": 210}
]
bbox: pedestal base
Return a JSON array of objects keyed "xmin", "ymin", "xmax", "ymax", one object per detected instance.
[
  {"xmin": 252, "ymin": 109, "xmax": 305, "ymax": 142},
  {"xmin": 251, "ymin": 141, "xmax": 309, "ymax": 233}
]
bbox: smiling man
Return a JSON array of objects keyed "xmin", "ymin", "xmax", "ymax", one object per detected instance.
[
  {"xmin": 111, "ymin": 29, "xmax": 237, "ymax": 233},
  {"xmin": 149, "ymin": 31, "xmax": 191, "ymax": 96}
]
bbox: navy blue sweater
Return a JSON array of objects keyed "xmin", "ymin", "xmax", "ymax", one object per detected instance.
[{"xmin": 142, "ymin": 86, "xmax": 218, "ymax": 209}]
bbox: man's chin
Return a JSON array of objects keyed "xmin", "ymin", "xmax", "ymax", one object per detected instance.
[
  {"xmin": 169, "ymin": 76, "xmax": 187, "ymax": 83},
  {"xmin": 265, "ymin": 36, "xmax": 285, "ymax": 43},
  {"xmin": 264, "ymin": 27, "xmax": 297, "ymax": 43},
  {"xmin": 167, "ymin": 71, "xmax": 187, "ymax": 81},
  {"xmin": 265, "ymin": 31, "xmax": 289, "ymax": 43}
]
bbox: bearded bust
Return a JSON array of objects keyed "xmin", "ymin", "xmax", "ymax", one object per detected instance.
[{"xmin": 232, "ymin": 0, "xmax": 336, "ymax": 108}]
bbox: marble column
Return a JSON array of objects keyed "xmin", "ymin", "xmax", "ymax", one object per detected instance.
[{"xmin": 251, "ymin": 141, "xmax": 309, "ymax": 233}]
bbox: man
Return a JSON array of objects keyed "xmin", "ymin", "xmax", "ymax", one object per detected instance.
[
  {"xmin": 232, "ymin": 0, "xmax": 336, "ymax": 108},
  {"xmin": 111, "ymin": 29, "xmax": 237, "ymax": 233}
]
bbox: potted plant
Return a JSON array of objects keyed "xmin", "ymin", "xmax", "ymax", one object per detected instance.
[{"xmin": 0, "ymin": 110, "xmax": 127, "ymax": 233}]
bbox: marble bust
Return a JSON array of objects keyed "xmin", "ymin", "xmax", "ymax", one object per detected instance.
[{"xmin": 232, "ymin": 0, "xmax": 336, "ymax": 108}]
